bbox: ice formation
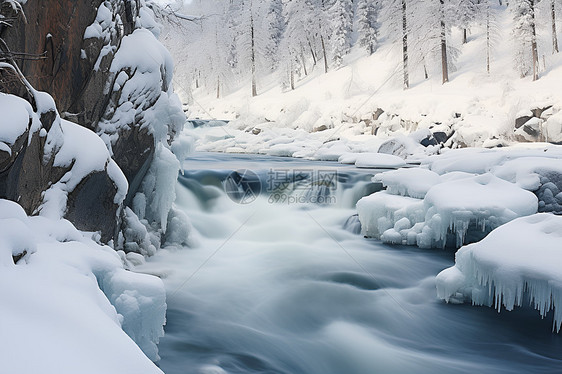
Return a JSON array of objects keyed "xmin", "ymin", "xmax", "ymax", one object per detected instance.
[
  {"xmin": 436, "ymin": 213, "xmax": 562, "ymax": 331},
  {"xmin": 358, "ymin": 156, "xmax": 540, "ymax": 248}
]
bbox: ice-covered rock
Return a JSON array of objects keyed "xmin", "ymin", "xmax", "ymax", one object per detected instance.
[
  {"xmin": 418, "ymin": 173, "xmax": 538, "ymax": 248},
  {"xmin": 436, "ymin": 213, "xmax": 562, "ymax": 332},
  {"xmin": 491, "ymin": 157, "xmax": 562, "ymax": 214},
  {"xmin": 357, "ymin": 191, "xmax": 425, "ymax": 239},
  {"xmin": 358, "ymin": 172, "xmax": 538, "ymax": 248}
]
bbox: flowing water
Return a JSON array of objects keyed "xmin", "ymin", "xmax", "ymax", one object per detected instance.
[{"xmin": 140, "ymin": 152, "xmax": 562, "ymax": 374}]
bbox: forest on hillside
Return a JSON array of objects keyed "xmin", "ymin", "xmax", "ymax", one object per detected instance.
[{"xmin": 161, "ymin": 0, "xmax": 560, "ymax": 98}]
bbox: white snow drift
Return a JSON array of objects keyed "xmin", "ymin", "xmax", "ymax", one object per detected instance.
[{"xmin": 0, "ymin": 199, "xmax": 166, "ymax": 373}]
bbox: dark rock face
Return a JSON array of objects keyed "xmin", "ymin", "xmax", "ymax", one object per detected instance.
[
  {"xmin": 65, "ymin": 170, "xmax": 120, "ymax": 242},
  {"xmin": 0, "ymin": 129, "xmax": 48, "ymax": 215},
  {"xmin": 1, "ymin": 1, "xmax": 103, "ymax": 112}
]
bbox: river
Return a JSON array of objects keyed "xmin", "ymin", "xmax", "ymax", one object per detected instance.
[{"xmin": 139, "ymin": 152, "xmax": 562, "ymax": 374}]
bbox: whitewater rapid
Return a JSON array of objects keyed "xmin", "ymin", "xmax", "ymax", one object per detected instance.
[{"xmin": 138, "ymin": 153, "xmax": 562, "ymax": 374}]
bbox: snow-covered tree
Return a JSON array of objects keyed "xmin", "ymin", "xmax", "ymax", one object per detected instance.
[
  {"xmin": 512, "ymin": 0, "xmax": 539, "ymax": 80},
  {"xmin": 328, "ymin": 0, "xmax": 353, "ymax": 67},
  {"xmin": 454, "ymin": 0, "xmax": 481, "ymax": 44},
  {"xmin": 261, "ymin": 0, "xmax": 285, "ymax": 71},
  {"xmin": 379, "ymin": 0, "xmax": 410, "ymax": 88},
  {"xmin": 356, "ymin": 0, "xmax": 379, "ymax": 54}
]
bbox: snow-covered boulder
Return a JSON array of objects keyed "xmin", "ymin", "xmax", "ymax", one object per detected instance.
[
  {"xmin": 0, "ymin": 91, "xmax": 127, "ymax": 242},
  {"xmin": 436, "ymin": 213, "xmax": 562, "ymax": 332}
]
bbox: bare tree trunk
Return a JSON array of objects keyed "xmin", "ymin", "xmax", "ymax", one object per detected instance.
[
  {"xmin": 301, "ymin": 48, "xmax": 308, "ymax": 76},
  {"xmin": 552, "ymin": 0, "xmax": 559, "ymax": 54},
  {"xmin": 290, "ymin": 63, "xmax": 295, "ymax": 90},
  {"xmin": 463, "ymin": 28, "xmax": 467, "ymax": 44},
  {"xmin": 440, "ymin": 0, "xmax": 449, "ymax": 84},
  {"xmin": 402, "ymin": 0, "xmax": 409, "ymax": 89},
  {"xmin": 486, "ymin": 3, "xmax": 491, "ymax": 74},
  {"xmin": 423, "ymin": 57, "xmax": 429, "ymax": 79},
  {"xmin": 530, "ymin": 0, "xmax": 539, "ymax": 81},
  {"xmin": 307, "ymin": 38, "xmax": 317, "ymax": 65},
  {"xmin": 321, "ymin": 34, "xmax": 328, "ymax": 73},
  {"xmin": 250, "ymin": 8, "xmax": 257, "ymax": 96},
  {"xmin": 216, "ymin": 76, "xmax": 220, "ymax": 99}
]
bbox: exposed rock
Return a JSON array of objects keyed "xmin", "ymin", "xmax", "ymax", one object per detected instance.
[
  {"xmin": 373, "ymin": 108, "xmax": 385, "ymax": 121},
  {"xmin": 313, "ymin": 124, "xmax": 328, "ymax": 132},
  {"xmin": 532, "ymin": 105, "xmax": 552, "ymax": 119},
  {"xmin": 432, "ymin": 131, "xmax": 449, "ymax": 144}
]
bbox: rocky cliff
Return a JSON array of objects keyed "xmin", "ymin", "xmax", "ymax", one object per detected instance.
[{"xmin": 0, "ymin": 0, "xmax": 185, "ymax": 245}]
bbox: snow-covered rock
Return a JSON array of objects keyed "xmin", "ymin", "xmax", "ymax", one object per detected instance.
[{"xmin": 436, "ymin": 213, "xmax": 562, "ymax": 332}]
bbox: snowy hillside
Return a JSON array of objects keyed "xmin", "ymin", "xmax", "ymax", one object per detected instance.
[{"xmin": 165, "ymin": 2, "xmax": 562, "ymax": 152}]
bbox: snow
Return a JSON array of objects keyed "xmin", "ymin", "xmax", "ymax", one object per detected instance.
[
  {"xmin": 354, "ymin": 153, "xmax": 407, "ymax": 169},
  {"xmin": 436, "ymin": 213, "xmax": 562, "ymax": 332},
  {"xmin": 0, "ymin": 93, "xmax": 32, "ymax": 148},
  {"xmin": 372, "ymin": 168, "xmax": 441, "ymax": 198},
  {"xmin": 0, "ymin": 199, "xmax": 165, "ymax": 373}
]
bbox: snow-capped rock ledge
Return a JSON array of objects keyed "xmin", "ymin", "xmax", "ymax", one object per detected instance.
[{"xmin": 436, "ymin": 213, "xmax": 562, "ymax": 332}]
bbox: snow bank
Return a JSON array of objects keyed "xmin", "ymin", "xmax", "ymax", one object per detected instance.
[
  {"xmin": 372, "ymin": 168, "xmax": 441, "ymax": 199},
  {"xmin": 0, "ymin": 199, "xmax": 166, "ymax": 372},
  {"xmin": 436, "ymin": 213, "xmax": 562, "ymax": 332}
]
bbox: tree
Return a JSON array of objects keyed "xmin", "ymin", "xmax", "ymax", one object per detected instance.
[
  {"xmin": 454, "ymin": 0, "xmax": 480, "ymax": 44},
  {"xmin": 379, "ymin": 0, "xmax": 409, "ymax": 88},
  {"xmin": 440, "ymin": 0, "xmax": 449, "ymax": 83},
  {"xmin": 551, "ymin": 0, "xmax": 559, "ymax": 54},
  {"xmin": 356, "ymin": 0, "xmax": 379, "ymax": 54},
  {"xmin": 512, "ymin": 0, "xmax": 539, "ymax": 80},
  {"xmin": 328, "ymin": 0, "xmax": 353, "ymax": 67},
  {"xmin": 262, "ymin": 0, "xmax": 285, "ymax": 71}
]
